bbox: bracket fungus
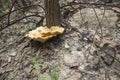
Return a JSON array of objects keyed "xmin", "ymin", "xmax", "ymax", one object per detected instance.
[{"xmin": 25, "ymin": 26, "xmax": 64, "ymax": 43}]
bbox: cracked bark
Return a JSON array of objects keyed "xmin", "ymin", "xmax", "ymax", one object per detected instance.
[{"xmin": 45, "ymin": 0, "xmax": 61, "ymax": 27}]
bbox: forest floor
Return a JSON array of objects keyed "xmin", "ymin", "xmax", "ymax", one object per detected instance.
[{"xmin": 0, "ymin": 0, "xmax": 120, "ymax": 80}]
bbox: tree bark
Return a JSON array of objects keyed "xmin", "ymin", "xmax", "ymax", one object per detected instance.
[{"xmin": 45, "ymin": 0, "xmax": 61, "ymax": 27}]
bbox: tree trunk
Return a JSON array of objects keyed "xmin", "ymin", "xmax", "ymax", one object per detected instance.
[{"xmin": 45, "ymin": 0, "xmax": 61, "ymax": 27}]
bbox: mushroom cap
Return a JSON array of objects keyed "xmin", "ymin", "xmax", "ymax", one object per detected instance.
[{"xmin": 26, "ymin": 26, "xmax": 64, "ymax": 43}]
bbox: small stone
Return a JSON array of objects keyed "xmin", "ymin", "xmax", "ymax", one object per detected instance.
[
  {"xmin": 9, "ymin": 52, "xmax": 16, "ymax": 56},
  {"xmin": 69, "ymin": 63, "xmax": 79, "ymax": 69},
  {"xmin": 9, "ymin": 50, "xmax": 17, "ymax": 57},
  {"xmin": 8, "ymin": 56, "xmax": 12, "ymax": 62},
  {"xmin": 59, "ymin": 68, "xmax": 72, "ymax": 79},
  {"xmin": 77, "ymin": 48, "xmax": 81, "ymax": 51},
  {"xmin": 65, "ymin": 42, "xmax": 70, "ymax": 48},
  {"xmin": 66, "ymin": 0, "xmax": 74, "ymax": 2},
  {"xmin": 74, "ymin": 72, "xmax": 82, "ymax": 79},
  {"xmin": 24, "ymin": 65, "xmax": 33, "ymax": 75}
]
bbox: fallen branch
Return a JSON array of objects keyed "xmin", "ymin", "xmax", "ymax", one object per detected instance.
[
  {"xmin": 0, "ymin": 15, "xmax": 43, "ymax": 32},
  {"xmin": 0, "ymin": 4, "xmax": 45, "ymax": 20},
  {"xmin": 61, "ymin": 2, "xmax": 120, "ymax": 8}
]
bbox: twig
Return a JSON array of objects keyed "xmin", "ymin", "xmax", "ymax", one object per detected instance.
[
  {"xmin": 0, "ymin": 15, "xmax": 43, "ymax": 32},
  {"xmin": 61, "ymin": 2, "xmax": 120, "ymax": 8},
  {"xmin": 0, "ymin": 4, "xmax": 45, "ymax": 20},
  {"xmin": 7, "ymin": 0, "xmax": 16, "ymax": 26}
]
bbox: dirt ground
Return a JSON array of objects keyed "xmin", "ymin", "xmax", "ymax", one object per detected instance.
[{"xmin": 0, "ymin": 0, "xmax": 120, "ymax": 80}]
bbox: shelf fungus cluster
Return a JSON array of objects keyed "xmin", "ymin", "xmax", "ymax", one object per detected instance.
[{"xmin": 25, "ymin": 26, "xmax": 64, "ymax": 43}]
